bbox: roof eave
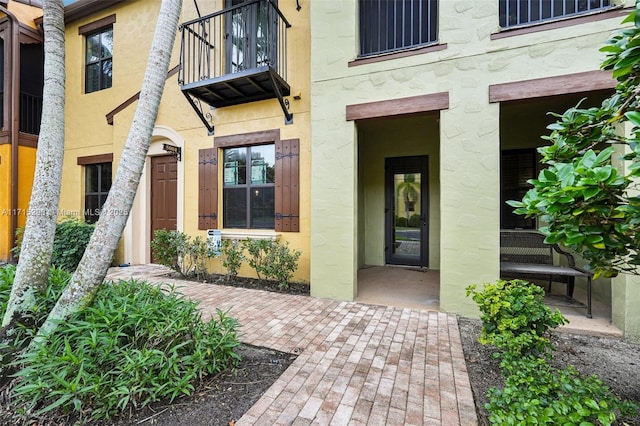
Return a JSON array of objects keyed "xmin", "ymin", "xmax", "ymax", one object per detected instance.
[{"xmin": 64, "ymin": 0, "xmax": 127, "ymax": 24}]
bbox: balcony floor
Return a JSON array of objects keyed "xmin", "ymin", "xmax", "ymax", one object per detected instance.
[{"xmin": 181, "ymin": 65, "xmax": 290, "ymax": 109}]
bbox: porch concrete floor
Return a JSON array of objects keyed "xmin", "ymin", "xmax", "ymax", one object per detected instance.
[
  {"xmin": 357, "ymin": 265, "xmax": 440, "ymax": 311},
  {"xmin": 356, "ymin": 265, "xmax": 621, "ymax": 338}
]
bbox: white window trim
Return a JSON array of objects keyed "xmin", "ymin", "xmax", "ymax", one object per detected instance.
[{"xmin": 220, "ymin": 229, "xmax": 279, "ymax": 241}]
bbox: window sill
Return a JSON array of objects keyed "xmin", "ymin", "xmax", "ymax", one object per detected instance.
[
  {"xmin": 491, "ymin": 6, "xmax": 627, "ymax": 40},
  {"xmin": 348, "ymin": 43, "xmax": 447, "ymax": 67},
  {"xmin": 221, "ymin": 229, "xmax": 279, "ymax": 241}
]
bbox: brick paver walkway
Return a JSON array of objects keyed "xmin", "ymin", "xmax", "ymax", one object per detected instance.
[{"xmin": 106, "ymin": 265, "xmax": 478, "ymax": 425}]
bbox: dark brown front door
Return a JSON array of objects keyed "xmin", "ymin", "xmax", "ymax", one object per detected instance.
[{"xmin": 151, "ymin": 155, "xmax": 177, "ymax": 262}]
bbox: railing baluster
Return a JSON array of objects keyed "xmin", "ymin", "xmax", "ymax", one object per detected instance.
[
  {"xmin": 179, "ymin": 0, "xmax": 289, "ymax": 85},
  {"xmin": 18, "ymin": 92, "xmax": 42, "ymax": 135}
]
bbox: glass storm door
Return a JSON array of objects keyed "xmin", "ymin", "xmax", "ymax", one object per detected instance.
[{"xmin": 385, "ymin": 156, "xmax": 429, "ymax": 267}]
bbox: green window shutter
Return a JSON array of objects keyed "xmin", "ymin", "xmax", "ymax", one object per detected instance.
[
  {"xmin": 275, "ymin": 139, "xmax": 299, "ymax": 232},
  {"xmin": 198, "ymin": 147, "xmax": 218, "ymax": 230}
]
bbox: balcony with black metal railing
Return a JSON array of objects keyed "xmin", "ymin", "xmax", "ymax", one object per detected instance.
[
  {"xmin": 179, "ymin": 0, "xmax": 291, "ymax": 134},
  {"xmin": 0, "ymin": 91, "xmax": 42, "ymax": 135},
  {"xmin": 19, "ymin": 91, "xmax": 42, "ymax": 135}
]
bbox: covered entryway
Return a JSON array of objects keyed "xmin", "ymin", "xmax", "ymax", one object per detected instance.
[
  {"xmin": 497, "ymin": 85, "xmax": 614, "ymax": 322},
  {"xmin": 150, "ymin": 155, "xmax": 177, "ymax": 262},
  {"xmin": 355, "ymin": 112, "xmax": 441, "ymax": 304},
  {"xmin": 123, "ymin": 127, "xmax": 185, "ymax": 265}
]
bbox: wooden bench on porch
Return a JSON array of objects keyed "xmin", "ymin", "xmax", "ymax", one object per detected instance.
[{"xmin": 499, "ymin": 230, "xmax": 593, "ymax": 318}]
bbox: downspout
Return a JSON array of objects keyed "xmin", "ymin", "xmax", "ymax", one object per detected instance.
[{"xmin": 0, "ymin": 4, "xmax": 20, "ymax": 262}]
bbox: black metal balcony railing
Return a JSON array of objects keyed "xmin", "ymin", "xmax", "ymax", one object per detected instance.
[
  {"xmin": 500, "ymin": 0, "xmax": 612, "ymax": 28},
  {"xmin": 0, "ymin": 91, "xmax": 42, "ymax": 135},
  {"xmin": 179, "ymin": 0, "xmax": 291, "ymax": 134},
  {"xmin": 180, "ymin": 0, "xmax": 289, "ymax": 85},
  {"xmin": 20, "ymin": 91, "xmax": 42, "ymax": 135}
]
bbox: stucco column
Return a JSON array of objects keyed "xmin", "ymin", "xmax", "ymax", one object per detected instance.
[
  {"xmin": 439, "ymin": 98, "xmax": 501, "ymax": 317},
  {"xmin": 612, "ymin": 274, "xmax": 640, "ymax": 343},
  {"xmin": 611, "ymin": 128, "xmax": 640, "ymax": 342},
  {"xmin": 310, "ymin": 119, "xmax": 358, "ymax": 301}
]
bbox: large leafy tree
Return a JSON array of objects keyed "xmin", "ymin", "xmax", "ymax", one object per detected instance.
[{"xmin": 510, "ymin": 2, "xmax": 640, "ymax": 279}]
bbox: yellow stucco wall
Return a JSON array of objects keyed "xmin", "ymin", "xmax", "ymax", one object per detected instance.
[
  {"xmin": 0, "ymin": 144, "xmax": 36, "ymax": 261},
  {"xmin": 310, "ymin": 1, "xmax": 635, "ymax": 314},
  {"xmin": 60, "ymin": 1, "xmax": 311, "ymax": 283},
  {"xmin": 7, "ymin": 0, "xmax": 42, "ymax": 29},
  {"xmin": 17, "ymin": 146, "xmax": 36, "ymax": 229},
  {"xmin": 0, "ymin": 144, "xmax": 12, "ymax": 260},
  {"xmin": 0, "ymin": 2, "xmax": 42, "ymax": 262}
]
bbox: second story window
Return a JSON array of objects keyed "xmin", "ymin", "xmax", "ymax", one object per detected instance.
[
  {"xmin": 500, "ymin": 0, "xmax": 612, "ymax": 28},
  {"xmin": 85, "ymin": 26, "xmax": 113, "ymax": 93},
  {"xmin": 358, "ymin": 0, "xmax": 438, "ymax": 57}
]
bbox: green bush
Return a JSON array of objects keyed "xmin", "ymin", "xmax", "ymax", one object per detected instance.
[
  {"xmin": 7, "ymin": 277, "xmax": 240, "ymax": 422},
  {"xmin": 467, "ymin": 279, "xmax": 566, "ymax": 358},
  {"xmin": 12, "ymin": 218, "xmax": 95, "ymax": 272},
  {"xmin": 220, "ymin": 239, "xmax": 244, "ymax": 280},
  {"xmin": 486, "ymin": 359, "xmax": 637, "ymax": 425},
  {"xmin": 150, "ymin": 230, "xmax": 212, "ymax": 278},
  {"xmin": 0, "ymin": 265, "xmax": 70, "ymax": 369},
  {"xmin": 261, "ymin": 240, "xmax": 301, "ymax": 289},
  {"xmin": 243, "ymin": 238, "xmax": 301, "ymax": 288},
  {"xmin": 0, "ymin": 265, "xmax": 16, "ymax": 317},
  {"xmin": 466, "ymin": 280, "xmax": 638, "ymax": 425},
  {"xmin": 408, "ymin": 213, "xmax": 421, "ymax": 228},
  {"xmin": 243, "ymin": 238, "xmax": 273, "ymax": 281},
  {"xmin": 52, "ymin": 219, "xmax": 95, "ymax": 272},
  {"xmin": 395, "ymin": 216, "xmax": 407, "ymax": 227}
]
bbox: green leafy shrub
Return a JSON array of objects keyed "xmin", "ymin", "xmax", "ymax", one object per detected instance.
[
  {"xmin": 0, "ymin": 265, "xmax": 70, "ymax": 369},
  {"xmin": 261, "ymin": 240, "xmax": 301, "ymax": 289},
  {"xmin": 243, "ymin": 238, "xmax": 301, "ymax": 288},
  {"xmin": 395, "ymin": 216, "xmax": 407, "ymax": 227},
  {"xmin": 0, "ymin": 265, "xmax": 16, "ymax": 317},
  {"xmin": 408, "ymin": 213, "xmax": 421, "ymax": 228},
  {"xmin": 9, "ymin": 278, "xmax": 240, "ymax": 422},
  {"xmin": 466, "ymin": 280, "xmax": 638, "ymax": 425},
  {"xmin": 150, "ymin": 230, "xmax": 211, "ymax": 278},
  {"xmin": 12, "ymin": 218, "xmax": 95, "ymax": 272},
  {"xmin": 243, "ymin": 238, "xmax": 273, "ymax": 281},
  {"xmin": 220, "ymin": 239, "xmax": 244, "ymax": 280},
  {"xmin": 467, "ymin": 279, "xmax": 566, "ymax": 358},
  {"xmin": 486, "ymin": 359, "xmax": 637, "ymax": 425},
  {"xmin": 52, "ymin": 218, "xmax": 95, "ymax": 272}
]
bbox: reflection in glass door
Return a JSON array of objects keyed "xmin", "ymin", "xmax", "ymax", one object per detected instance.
[
  {"xmin": 385, "ymin": 156, "xmax": 429, "ymax": 267},
  {"xmin": 226, "ymin": 0, "xmax": 278, "ymax": 73}
]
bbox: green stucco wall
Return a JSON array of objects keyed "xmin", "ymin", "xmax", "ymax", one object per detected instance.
[{"xmin": 310, "ymin": 0, "xmax": 635, "ymax": 322}]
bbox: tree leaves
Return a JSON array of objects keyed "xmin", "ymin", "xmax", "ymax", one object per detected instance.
[{"xmin": 511, "ymin": 4, "xmax": 640, "ymax": 278}]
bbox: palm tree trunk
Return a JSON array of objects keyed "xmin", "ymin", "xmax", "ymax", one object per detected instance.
[
  {"xmin": 1, "ymin": 0, "xmax": 65, "ymax": 331},
  {"xmin": 32, "ymin": 0, "xmax": 184, "ymax": 345}
]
